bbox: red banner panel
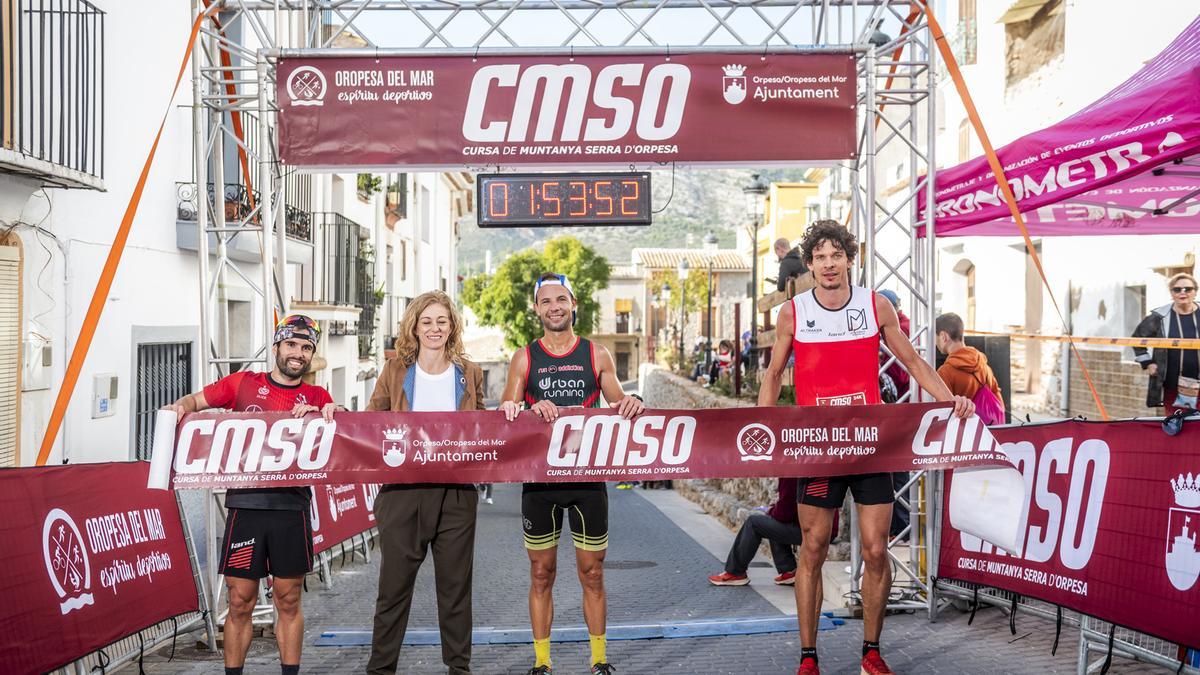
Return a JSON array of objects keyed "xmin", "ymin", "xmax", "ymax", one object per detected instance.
[
  {"xmin": 277, "ymin": 53, "xmax": 857, "ymax": 168},
  {"xmin": 939, "ymin": 420, "xmax": 1200, "ymax": 648},
  {"xmin": 309, "ymin": 484, "xmax": 379, "ymax": 555},
  {"xmin": 0, "ymin": 463, "xmax": 201, "ymax": 673},
  {"xmin": 154, "ymin": 403, "xmax": 1010, "ymax": 489}
]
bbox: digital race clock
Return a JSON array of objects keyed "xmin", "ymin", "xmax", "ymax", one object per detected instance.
[{"xmin": 477, "ymin": 172, "xmax": 652, "ymax": 228}]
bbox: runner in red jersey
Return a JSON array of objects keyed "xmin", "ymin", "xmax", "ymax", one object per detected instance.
[
  {"xmin": 758, "ymin": 222, "xmax": 974, "ymax": 675},
  {"xmin": 164, "ymin": 314, "xmax": 337, "ymax": 675}
]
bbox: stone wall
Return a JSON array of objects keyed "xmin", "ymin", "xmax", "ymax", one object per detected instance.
[
  {"xmin": 639, "ymin": 364, "xmax": 851, "ymax": 559},
  {"xmin": 1067, "ymin": 348, "xmax": 1158, "ymax": 419}
]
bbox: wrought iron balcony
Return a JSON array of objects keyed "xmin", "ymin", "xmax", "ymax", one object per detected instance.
[
  {"xmin": 313, "ymin": 212, "xmax": 378, "ymax": 359},
  {"xmin": 0, "ymin": 0, "xmax": 104, "ymax": 188},
  {"xmin": 176, "ymin": 181, "xmax": 313, "ymax": 243}
]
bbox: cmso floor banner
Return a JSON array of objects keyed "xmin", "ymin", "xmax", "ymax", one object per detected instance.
[
  {"xmin": 939, "ymin": 419, "xmax": 1200, "ymax": 649},
  {"xmin": 309, "ymin": 483, "xmax": 379, "ymax": 555},
  {"xmin": 0, "ymin": 463, "xmax": 201, "ymax": 673}
]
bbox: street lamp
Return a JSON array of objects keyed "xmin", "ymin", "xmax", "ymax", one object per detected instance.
[
  {"xmin": 677, "ymin": 257, "xmax": 689, "ymax": 373},
  {"xmin": 703, "ymin": 232, "xmax": 718, "ymax": 373},
  {"xmin": 743, "ymin": 173, "xmax": 769, "ymax": 369},
  {"xmin": 660, "ymin": 284, "xmax": 671, "ymax": 364}
]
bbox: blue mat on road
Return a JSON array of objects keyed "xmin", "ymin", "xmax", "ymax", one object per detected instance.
[{"xmin": 314, "ymin": 615, "xmax": 841, "ymax": 647}]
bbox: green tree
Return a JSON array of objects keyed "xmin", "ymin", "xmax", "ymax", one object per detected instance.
[
  {"xmin": 645, "ymin": 268, "xmax": 708, "ymax": 314},
  {"xmin": 463, "ymin": 236, "xmax": 611, "ymax": 349}
]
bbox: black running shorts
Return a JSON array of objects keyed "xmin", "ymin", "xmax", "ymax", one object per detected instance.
[
  {"xmin": 795, "ymin": 473, "xmax": 895, "ymax": 509},
  {"xmin": 521, "ymin": 486, "xmax": 609, "ymax": 552},
  {"xmin": 220, "ymin": 507, "xmax": 314, "ymax": 579}
]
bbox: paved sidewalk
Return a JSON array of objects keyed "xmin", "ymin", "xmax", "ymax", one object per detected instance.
[{"xmin": 130, "ymin": 484, "xmax": 1168, "ymax": 674}]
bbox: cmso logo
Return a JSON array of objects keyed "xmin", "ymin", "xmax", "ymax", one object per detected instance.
[
  {"xmin": 547, "ymin": 414, "xmax": 694, "ymax": 467},
  {"xmin": 959, "ymin": 436, "xmax": 1109, "ymax": 571},
  {"xmin": 173, "ymin": 417, "xmax": 337, "ymax": 474}
]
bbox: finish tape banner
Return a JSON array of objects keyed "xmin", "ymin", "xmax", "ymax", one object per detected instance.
[
  {"xmin": 148, "ymin": 402, "xmax": 1013, "ymax": 487},
  {"xmin": 938, "ymin": 419, "xmax": 1200, "ymax": 648},
  {"xmin": 309, "ymin": 483, "xmax": 379, "ymax": 555},
  {"xmin": 0, "ymin": 463, "xmax": 200, "ymax": 674},
  {"xmin": 276, "ymin": 53, "xmax": 856, "ymax": 168}
]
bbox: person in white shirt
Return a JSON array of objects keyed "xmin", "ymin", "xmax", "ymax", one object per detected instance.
[{"xmin": 366, "ymin": 291, "xmax": 485, "ymax": 675}]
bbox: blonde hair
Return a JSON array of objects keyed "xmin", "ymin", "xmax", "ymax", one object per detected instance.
[
  {"xmin": 1168, "ymin": 272, "xmax": 1197, "ymax": 289},
  {"xmin": 394, "ymin": 291, "xmax": 467, "ymax": 367}
]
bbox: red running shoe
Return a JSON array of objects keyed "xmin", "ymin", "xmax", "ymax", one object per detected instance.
[
  {"xmin": 707, "ymin": 571, "xmax": 749, "ymax": 586},
  {"xmin": 774, "ymin": 570, "xmax": 796, "ymax": 585},
  {"xmin": 797, "ymin": 656, "xmax": 820, "ymax": 675},
  {"xmin": 860, "ymin": 650, "xmax": 894, "ymax": 675}
]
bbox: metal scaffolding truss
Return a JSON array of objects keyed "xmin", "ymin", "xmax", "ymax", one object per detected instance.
[
  {"xmin": 847, "ymin": 2, "xmax": 941, "ymax": 618},
  {"xmin": 191, "ymin": 0, "xmax": 940, "ymax": 624}
]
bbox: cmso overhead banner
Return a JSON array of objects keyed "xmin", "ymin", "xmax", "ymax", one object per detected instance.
[{"xmin": 277, "ymin": 53, "xmax": 856, "ymax": 168}]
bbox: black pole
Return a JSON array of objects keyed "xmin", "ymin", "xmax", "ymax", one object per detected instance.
[
  {"xmin": 749, "ymin": 217, "xmax": 759, "ymax": 370},
  {"xmin": 678, "ymin": 284, "xmax": 686, "ymax": 373},
  {"xmin": 705, "ymin": 260, "xmax": 713, "ymax": 372}
]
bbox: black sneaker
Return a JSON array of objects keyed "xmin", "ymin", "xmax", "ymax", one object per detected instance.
[
  {"xmin": 526, "ymin": 667, "xmax": 552, "ymax": 675},
  {"xmin": 591, "ymin": 664, "xmax": 616, "ymax": 674}
]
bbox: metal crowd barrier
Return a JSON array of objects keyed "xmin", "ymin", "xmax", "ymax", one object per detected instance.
[
  {"xmin": 312, "ymin": 528, "xmax": 379, "ymax": 590},
  {"xmin": 1077, "ymin": 616, "xmax": 1200, "ymax": 675}
]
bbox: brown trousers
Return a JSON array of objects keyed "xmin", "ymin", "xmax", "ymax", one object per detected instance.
[{"xmin": 367, "ymin": 486, "xmax": 478, "ymax": 675}]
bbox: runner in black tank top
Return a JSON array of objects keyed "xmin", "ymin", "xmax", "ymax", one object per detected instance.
[
  {"xmin": 499, "ymin": 273, "xmax": 646, "ymax": 675},
  {"xmin": 523, "ymin": 336, "xmax": 604, "ymax": 493}
]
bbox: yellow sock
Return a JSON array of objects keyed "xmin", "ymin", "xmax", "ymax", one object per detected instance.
[
  {"xmin": 589, "ymin": 633, "xmax": 607, "ymax": 666},
  {"xmin": 533, "ymin": 637, "xmax": 552, "ymax": 668}
]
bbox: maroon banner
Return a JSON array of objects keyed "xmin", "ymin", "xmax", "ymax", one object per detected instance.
[
  {"xmin": 277, "ymin": 53, "xmax": 856, "ymax": 168},
  {"xmin": 154, "ymin": 403, "xmax": 1010, "ymax": 490},
  {"xmin": 309, "ymin": 484, "xmax": 379, "ymax": 555},
  {"xmin": 0, "ymin": 463, "xmax": 201, "ymax": 673},
  {"xmin": 938, "ymin": 420, "xmax": 1200, "ymax": 648}
]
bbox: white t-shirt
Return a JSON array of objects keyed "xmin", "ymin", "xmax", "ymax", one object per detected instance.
[{"xmin": 412, "ymin": 364, "xmax": 457, "ymax": 411}]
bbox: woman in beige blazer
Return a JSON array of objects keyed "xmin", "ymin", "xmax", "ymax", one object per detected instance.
[{"xmin": 366, "ymin": 291, "xmax": 484, "ymax": 675}]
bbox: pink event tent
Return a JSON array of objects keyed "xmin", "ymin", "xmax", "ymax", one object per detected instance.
[{"xmin": 919, "ymin": 14, "xmax": 1200, "ymax": 237}]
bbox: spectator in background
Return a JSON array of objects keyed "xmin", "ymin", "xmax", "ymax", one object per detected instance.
[
  {"xmin": 877, "ymin": 290, "xmax": 912, "ymax": 540},
  {"xmin": 708, "ymin": 479, "xmax": 816, "ymax": 587},
  {"xmin": 936, "ymin": 312, "xmax": 1006, "ymax": 425},
  {"xmin": 877, "ymin": 291, "xmax": 911, "ymax": 395},
  {"xmin": 1133, "ymin": 272, "xmax": 1200, "ymax": 414},
  {"xmin": 775, "ymin": 238, "xmax": 809, "ymax": 293}
]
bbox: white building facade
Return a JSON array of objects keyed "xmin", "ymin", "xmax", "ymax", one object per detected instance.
[{"xmin": 0, "ymin": 1, "xmax": 470, "ymax": 467}]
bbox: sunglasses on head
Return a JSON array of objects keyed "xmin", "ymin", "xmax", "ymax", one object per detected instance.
[
  {"xmin": 1172, "ymin": 286, "xmax": 1196, "ymax": 293},
  {"xmin": 275, "ymin": 315, "xmax": 321, "ymax": 342}
]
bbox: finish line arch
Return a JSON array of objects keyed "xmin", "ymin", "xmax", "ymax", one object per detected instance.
[{"xmin": 191, "ymin": 0, "xmax": 939, "ymax": 629}]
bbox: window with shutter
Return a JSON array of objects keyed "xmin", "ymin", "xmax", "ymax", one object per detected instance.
[{"xmin": 0, "ymin": 242, "xmax": 21, "ymax": 467}]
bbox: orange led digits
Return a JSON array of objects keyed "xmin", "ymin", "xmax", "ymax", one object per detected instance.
[{"xmin": 477, "ymin": 172, "xmax": 651, "ymax": 228}]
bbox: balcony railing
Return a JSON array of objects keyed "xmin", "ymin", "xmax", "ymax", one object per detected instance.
[
  {"xmin": 0, "ymin": 0, "xmax": 105, "ymax": 186},
  {"xmin": 315, "ymin": 212, "xmax": 377, "ymax": 359},
  {"xmin": 176, "ymin": 181, "xmax": 313, "ymax": 243}
]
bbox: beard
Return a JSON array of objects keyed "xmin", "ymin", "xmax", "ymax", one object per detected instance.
[
  {"xmin": 276, "ymin": 352, "xmax": 311, "ymax": 378},
  {"xmin": 540, "ymin": 313, "xmax": 572, "ymax": 333}
]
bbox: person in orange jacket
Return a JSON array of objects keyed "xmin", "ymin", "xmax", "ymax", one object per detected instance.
[{"xmin": 935, "ymin": 313, "xmax": 1005, "ymax": 423}]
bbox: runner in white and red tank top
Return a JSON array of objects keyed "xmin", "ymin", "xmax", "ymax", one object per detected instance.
[{"xmin": 758, "ymin": 221, "xmax": 975, "ymax": 675}]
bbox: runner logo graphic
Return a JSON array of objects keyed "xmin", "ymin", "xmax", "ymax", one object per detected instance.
[
  {"xmin": 287, "ymin": 66, "xmax": 327, "ymax": 106},
  {"xmin": 1166, "ymin": 472, "xmax": 1200, "ymax": 591},
  {"xmin": 737, "ymin": 423, "xmax": 775, "ymax": 461},
  {"xmin": 722, "ymin": 64, "xmax": 747, "ymax": 105},
  {"xmin": 42, "ymin": 508, "xmax": 94, "ymax": 615},
  {"xmin": 382, "ymin": 426, "xmax": 408, "ymax": 467}
]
